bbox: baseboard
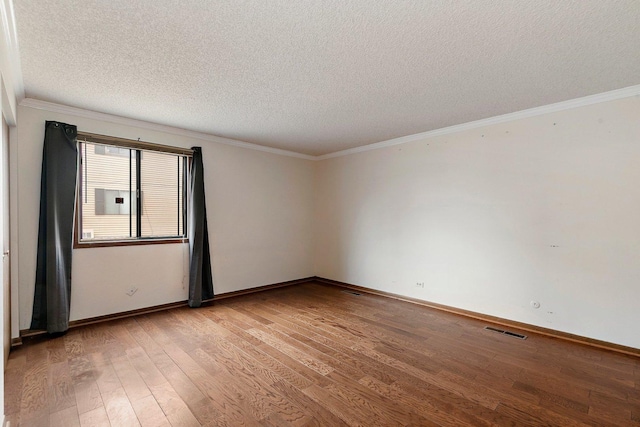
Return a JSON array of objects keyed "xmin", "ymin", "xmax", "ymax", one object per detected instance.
[
  {"xmin": 18, "ymin": 275, "xmax": 636, "ymax": 357},
  {"xmin": 313, "ymin": 277, "xmax": 640, "ymax": 358},
  {"xmin": 202, "ymin": 277, "xmax": 315, "ymax": 303},
  {"xmin": 19, "ymin": 277, "xmax": 316, "ymax": 340}
]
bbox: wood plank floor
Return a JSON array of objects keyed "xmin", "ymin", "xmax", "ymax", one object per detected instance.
[{"xmin": 5, "ymin": 282, "xmax": 640, "ymax": 426}]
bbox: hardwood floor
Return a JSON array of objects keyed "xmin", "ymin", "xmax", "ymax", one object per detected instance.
[{"xmin": 5, "ymin": 282, "xmax": 640, "ymax": 426}]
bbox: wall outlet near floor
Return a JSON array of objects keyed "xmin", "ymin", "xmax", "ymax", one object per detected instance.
[
  {"xmin": 416, "ymin": 282, "xmax": 425, "ymax": 288},
  {"xmin": 126, "ymin": 286, "xmax": 138, "ymax": 296}
]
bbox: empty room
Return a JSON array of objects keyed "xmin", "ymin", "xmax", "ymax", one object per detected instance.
[{"xmin": 1, "ymin": 0, "xmax": 640, "ymax": 426}]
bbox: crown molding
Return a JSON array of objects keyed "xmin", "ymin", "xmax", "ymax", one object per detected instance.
[
  {"xmin": 19, "ymin": 83, "xmax": 640, "ymax": 161},
  {"xmin": 19, "ymin": 98, "xmax": 316, "ymax": 160},
  {"xmin": 317, "ymin": 84, "xmax": 640, "ymax": 160}
]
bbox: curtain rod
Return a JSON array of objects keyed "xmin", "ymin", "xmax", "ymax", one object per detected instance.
[{"xmin": 77, "ymin": 131, "xmax": 194, "ymax": 156}]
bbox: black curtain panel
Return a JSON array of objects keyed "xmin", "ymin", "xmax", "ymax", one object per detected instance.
[
  {"xmin": 31, "ymin": 121, "xmax": 78, "ymax": 333},
  {"xmin": 188, "ymin": 147, "xmax": 214, "ymax": 307}
]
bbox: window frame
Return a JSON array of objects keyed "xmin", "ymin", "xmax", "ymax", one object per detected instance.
[
  {"xmin": 94, "ymin": 144, "xmax": 131, "ymax": 157},
  {"xmin": 74, "ymin": 132, "xmax": 192, "ymax": 249}
]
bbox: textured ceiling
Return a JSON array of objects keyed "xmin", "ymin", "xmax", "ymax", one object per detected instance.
[{"xmin": 14, "ymin": 0, "xmax": 640, "ymax": 156}]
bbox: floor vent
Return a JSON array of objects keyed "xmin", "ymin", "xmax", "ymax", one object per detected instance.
[
  {"xmin": 484, "ymin": 326, "xmax": 527, "ymax": 340},
  {"xmin": 342, "ymin": 290, "xmax": 362, "ymax": 296}
]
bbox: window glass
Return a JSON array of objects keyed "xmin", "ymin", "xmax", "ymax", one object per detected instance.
[
  {"xmin": 81, "ymin": 143, "xmax": 137, "ymax": 240},
  {"xmin": 140, "ymin": 151, "xmax": 185, "ymax": 237},
  {"xmin": 78, "ymin": 141, "xmax": 187, "ymax": 243}
]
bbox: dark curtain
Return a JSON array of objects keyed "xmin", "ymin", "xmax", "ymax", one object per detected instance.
[
  {"xmin": 31, "ymin": 121, "xmax": 78, "ymax": 333},
  {"xmin": 188, "ymin": 146, "xmax": 214, "ymax": 307}
]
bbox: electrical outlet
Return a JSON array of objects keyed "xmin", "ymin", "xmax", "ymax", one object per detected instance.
[{"xmin": 416, "ymin": 282, "xmax": 425, "ymax": 288}]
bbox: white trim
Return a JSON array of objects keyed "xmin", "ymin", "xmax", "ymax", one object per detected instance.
[
  {"xmin": 317, "ymin": 84, "xmax": 640, "ymax": 160},
  {"xmin": 19, "ymin": 98, "xmax": 316, "ymax": 160},
  {"xmin": 8, "ymin": 125, "xmax": 17, "ymax": 341}
]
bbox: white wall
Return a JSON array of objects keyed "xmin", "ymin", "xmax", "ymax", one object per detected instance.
[
  {"xmin": 1, "ymin": 0, "xmax": 20, "ymax": 417},
  {"xmin": 15, "ymin": 105, "xmax": 315, "ymax": 330},
  {"xmin": 2, "ymin": 115, "xmax": 9, "ymax": 357},
  {"xmin": 314, "ymin": 95, "xmax": 640, "ymax": 349},
  {"xmin": 0, "ymin": 108, "xmax": 7, "ymax": 427}
]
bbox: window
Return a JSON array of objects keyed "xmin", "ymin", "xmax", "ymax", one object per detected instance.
[{"xmin": 76, "ymin": 134, "xmax": 190, "ymax": 246}]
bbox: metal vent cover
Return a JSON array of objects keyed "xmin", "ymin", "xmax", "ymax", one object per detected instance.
[
  {"xmin": 342, "ymin": 290, "xmax": 361, "ymax": 296},
  {"xmin": 484, "ymin": 326, "xmax": 527, "ymax": 340}
]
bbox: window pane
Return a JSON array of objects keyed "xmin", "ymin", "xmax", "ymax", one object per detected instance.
[
  {"xmin": 78, "ymin": 139, "xmax": 187, "ymax": 244},
  {"xmin": 81, "ymin": 142, "xmax": 137, "ymax": 240},
  {"xmin": 140, "ymin": 150, "xmax": 183, "ymax": 238}
]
